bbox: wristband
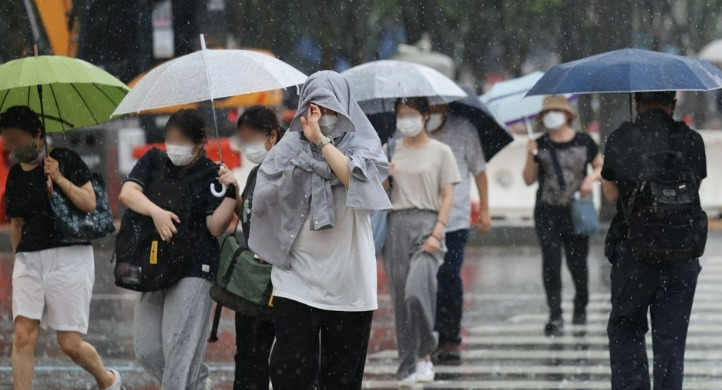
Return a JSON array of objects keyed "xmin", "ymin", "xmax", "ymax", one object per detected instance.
[{"xmin": 225, "ymin": 184, "xmax": 237, "ymax": 200}]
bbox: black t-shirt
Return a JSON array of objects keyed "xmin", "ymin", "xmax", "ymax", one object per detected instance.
[
  {"xmin": 240, "ymin": 166, "xmax": 259, "ymax": 244},
  {"xmin": 602, "ymin": 109, "xmax": 707, "ymax": 246},
  {"xmin": 5, "ymin": 148, "xmax": 92, "ymax": 253},
  {"xmin": 535, "ymin": 132, "xmax": 599, "ymax": 208},
  {"xmin": 126, "ymin": 148, "xmax": 224, "ymax": 280}
]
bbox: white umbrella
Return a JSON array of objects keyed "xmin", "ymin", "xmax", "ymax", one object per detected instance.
[
  {"xmin": 342, "ymin": 60, "xmax": 467, "ymax": 114},
  {"xmin": 113, "ymin": 35, "xmax": 307, "ymax": 195},
  {"xmin": 699, "ymin": 39, "xmax": 722, "ymax": 64},
  {"xmin": 480, "ymin": 71, "xmax": 576, "ymax": 136}
]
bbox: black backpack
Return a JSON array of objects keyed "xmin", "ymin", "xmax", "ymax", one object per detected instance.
[
  {"xmin": 623, "ymin": 124, "xmax": 707, "ymax": 261},
  {"xmin": 113, "ymin": 150, "xmax": 218, "ymax": 291}
]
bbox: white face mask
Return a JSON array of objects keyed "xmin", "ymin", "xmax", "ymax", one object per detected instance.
[
  {"xmin": 318, "ymin": 114, "xmax": 338, "ymax": 136},
  {"xmin": 396, "ymin": 117, "xmax": 424, "ymax": 138},
  {"xmin": 165, "ymin": 143, "xmax": 197, "ymax": 166},
  {"xmin": 240, "ymin": 139, "xmax": 268, "ymax": 165},
  {"xmin": 426, "ymin": 113, "xmax": 445, "ymax": 132},
  {"xmin": 542, "ymin": 111, "xmax": 567, "ymax": 130}
]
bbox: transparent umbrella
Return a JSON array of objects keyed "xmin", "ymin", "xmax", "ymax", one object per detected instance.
[{"xmin": 342, "ymin": 60, "xmax": 467, "ymax": 114}]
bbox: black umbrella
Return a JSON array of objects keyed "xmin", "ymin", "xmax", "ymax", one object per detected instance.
[{"xmin": 448, "ymin": 86, "xmax": 513, "ymax": 161}]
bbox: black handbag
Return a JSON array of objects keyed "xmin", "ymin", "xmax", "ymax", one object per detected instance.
[
  {"xmin": 113, "ymin": 152, "xmax": 218, "ymax": 292},
  {"xmin": 49, "ymin": 156, "xmax": 115, "ymax": 243}
]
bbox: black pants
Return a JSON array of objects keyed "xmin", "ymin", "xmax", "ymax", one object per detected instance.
[
  {"xmin": 607, "ymin": 241, "xmax": 700, "ymax": 390},
  {"xmin": 435, "ymin": 228, "xmax": 469, "ymax": 345},
  {"xmin": 535, "ymin": 205, "xmax": 589, "ymax": 319},
  {"xmin": 234, "ymin": 313, "xmax": 275, "ymax": 390},
  {"xmin": 270, "ymin": 297, "xmax": 373, "ymax": 390}
]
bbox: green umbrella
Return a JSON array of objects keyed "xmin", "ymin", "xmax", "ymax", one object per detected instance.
[{"xmin": 0, "ymin": 55, "xmax": 129, "ymax": 133}]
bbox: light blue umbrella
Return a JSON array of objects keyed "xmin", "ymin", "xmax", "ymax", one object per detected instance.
[{"xmin": 527, "ymin": 49, "xmax": 722, "ymax": 96}]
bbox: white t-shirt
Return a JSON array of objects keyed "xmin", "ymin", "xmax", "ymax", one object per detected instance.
[{"xmin": 271, "ymin": 185, "xmax": 378, "ymax": 312}]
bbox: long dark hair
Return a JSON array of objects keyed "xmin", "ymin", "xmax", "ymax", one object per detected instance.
[{"xmin": 237, "ymin": 106, "xmax": 286, "ymax": 140}]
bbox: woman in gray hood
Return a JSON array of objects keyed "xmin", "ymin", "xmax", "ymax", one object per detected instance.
[{"xmin": 248, "ymin": 71, "xmax": 391, "ymax": 389}]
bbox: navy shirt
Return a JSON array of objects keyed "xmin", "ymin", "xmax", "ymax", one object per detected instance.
[
  {"xmin": 126, "ymin": 148, "xmax": 224, "ymax": 280},
  {"xmin": 5, "ymin": 148, "xmax": 92, "ymax": 253},
  {"xmin": 602, "ymin": 109, "xmax": 707, "ymax": 248}
]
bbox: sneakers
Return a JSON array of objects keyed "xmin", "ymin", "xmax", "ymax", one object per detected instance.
[
  {"xmin": 101, "ymin": 369, "xmax": 121, "ymax": 390},
  {"xmin": 416, "ymin": 360, "xmax": 435, "ymax": 382},
  {"xmin": 544, "ymin": 317, "xmax": 564, "ymax": 337},
  {"xmin": 431, "ymin": 342, "xmax": 461, "ymax": 365},
  {"xmin": 204, "ymin": 378, "xmax": 214, "ymax": 390},
  {"xmin": 398, "ymin": 373, "xmax": 416, "ymax": 387}
]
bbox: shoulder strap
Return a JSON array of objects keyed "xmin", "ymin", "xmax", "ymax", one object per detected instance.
[{"xmin": 546, "ymin": 138, "xmax": 567, "ymax": 190}]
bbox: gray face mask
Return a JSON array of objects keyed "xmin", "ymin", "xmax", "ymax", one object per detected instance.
[{"xmin": 318, "ymin": 115, "xmax": 338, "ymax": 136}]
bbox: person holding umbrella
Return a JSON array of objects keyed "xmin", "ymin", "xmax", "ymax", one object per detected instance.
[
  {"xmin": 3, "ymin": 106, "xmax": 121, "ymax": 390},
  {"xmin": 602, "ymin": 91, "xmax": 706, "ymax": 390},
  {"xmin": 426, "ymin": 103, "xmax": 490, "ymax": 365},
  {"xmin": 522, "ymin": 96, "xmax": 602, "ymax": 337},
  {"xmin": 384, "ymin": 97, "xmax": 461, "ymax": 383},
  {"xmin": 247, "ymin": 71, "xmax": 391, "ymax": 390},
  {"xmin": 119, "ymin": 109, "xmax": 237, "ymax": 389}
]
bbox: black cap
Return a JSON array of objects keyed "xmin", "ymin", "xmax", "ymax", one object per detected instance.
[{"xmin": 634, "ymin": 91, "xmax": 676, "ymax": 104}]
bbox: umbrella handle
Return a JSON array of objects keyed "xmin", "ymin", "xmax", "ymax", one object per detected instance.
[{"xmin": 210, "ymin": 182, "xmax": 227, "ymax": 198}]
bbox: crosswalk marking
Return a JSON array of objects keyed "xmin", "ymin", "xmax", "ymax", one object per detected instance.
[{"xmin": 362, "ymin": 256, "xmax": 722, "ymax": 388}]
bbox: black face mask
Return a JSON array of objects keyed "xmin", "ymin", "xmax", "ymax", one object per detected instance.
[{"xmin": 11, "ymin": 138, "xmax": 42, "ymax": 163}]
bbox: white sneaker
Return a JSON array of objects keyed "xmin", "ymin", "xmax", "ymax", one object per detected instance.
[
  {"xmin": 416, "ymin": 360, "xmax": 435, "ymax": 382},
  {"xmin": 102, "ymin": 369, "xmax": 121, "ymax": 390},
  {"xmin": 398, "ymin": 372, "xmax": 416, "ymax": 387}
]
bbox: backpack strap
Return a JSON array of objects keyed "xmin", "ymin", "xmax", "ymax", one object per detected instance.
[{"xmin": 208, "ymin": 303, "xmax": 223, "ymax": 343}]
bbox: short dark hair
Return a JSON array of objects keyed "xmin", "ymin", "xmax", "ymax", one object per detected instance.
[
  {"xmin": 165, "ymin": 109, "xmax": 207, "ymax": 144},
  {"xmin": 0, "ymin": 106, "xmax": 44, "ymax": 138},
  {"xmin": 237, "ymin": 105, "xmax": 286, "ymax": 139},
  {"xmin": 395, "ymin": 97, "xmax": 430, "ymax": 115},
  {"xmin": 634, "ymin": 91, "xmax": 676, "ymax": 105}
]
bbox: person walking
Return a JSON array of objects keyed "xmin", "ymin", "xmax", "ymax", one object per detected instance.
[
  {"xmin": 247, "ymin": 71, "xmax": 391, "ymax": 390},
  {"xmin": 2, "ymin": 106, "xmax": 121, "ymax": 390},
  {"xmin": 602, "ymin": 91, "xmax": 706, "ymax": 390},
  {"xmin": 119, "ymin": 109, "xmax": 236, "ymax": 390},
  {"xmin": 522, "ymin": 96, "xmax": 602, "ymax": 336},
  {"xmin": 384, "ymin": 97, "xmax": 461, "ymax": 384},
  {"xmin": 427, "ymin": 104, "xmax": 491, "ymax": 365},
  {"xmin": 217, "ymin": 106, "xmax": 285, "ymax": 390}
]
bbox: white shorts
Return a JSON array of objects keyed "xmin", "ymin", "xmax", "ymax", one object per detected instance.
[{"xmin": 12, "ymin": 245, "xmax": 95, "ymax": 334}]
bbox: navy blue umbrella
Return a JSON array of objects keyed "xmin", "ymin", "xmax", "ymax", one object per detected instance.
[{"xmin": 527, "ymin": 48, "xmax": 722, "ymax": 96}]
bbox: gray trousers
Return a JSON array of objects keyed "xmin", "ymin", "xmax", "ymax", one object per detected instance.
[
  {"xmin": 383, "ymin": 210, "xmax": 445, "ymax": 379},
  {"xmin": 134, "ymin": 277, "xmax": 214, "ymax": 390}
]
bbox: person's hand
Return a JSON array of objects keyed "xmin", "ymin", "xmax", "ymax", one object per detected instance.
[
  {"xmin": 423, "ymin": 235, "xmax": 441, "ymax": 254},
  {"xmin": 474, "ymin": 210, "xmax": 492, "ymax": 234},
  {"xmin": 580, "ymin": 176, "xmax": 596, "ymax": 198},
  {"xmin": 527, "ymin": 139, "xmax": 538, "ymax": 157},
  {"xmin": 151, "ymin": 207, "xmax": 180, "ymax": 242},
  {"xmin": 300, "ymin": 103, "xmax": 324, "ymax": 145},
  {"xmin": 218, "ymin": 165, "xmax": 239, "ymax": 189},
  {"xmin": 388, "ymin": 162, "xmax": 395, "ymax": 177},
  {"xmin": 44, "ymin": 156, "xmax": 62, "ymax": 182}
]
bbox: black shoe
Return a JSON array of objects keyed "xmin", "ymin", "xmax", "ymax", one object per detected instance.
[
  {"xmin": 431, "ymin": 342, "xmax": 462, "ymax": 366},
  {"xmin": 572, "ymin": 311, "xmax": 587, "ymax": 325},
  {"xmin": 544, "ymin": 318, "xmax": 564, "ymax": 337}
]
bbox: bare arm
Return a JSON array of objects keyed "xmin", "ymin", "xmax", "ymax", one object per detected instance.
[
  {"xmin": 321, "ymin": 144, "xmax": 351, "ymax": 187},
  {"xmin": 45, "ymin": 156, "xmax": 96, "ymax": 213},
  {"xmin": 580, "ymin": 153, "xmax": 604, "ymax": 198},
  {"xmin": 523, "ymin": 140, "xmax": 539, "ymax": 185},
  {"xmin": 602, "ymin": 179, "xmax": 620, "ymax": 203},
  {"xmin": 206, "ymin": 197, "xmax": 237, "ymax": 237},
  {"xmin": 119, "ymin": 181, "xmax": 180, "ymax": 242},
  {"xmin": 423, "ymin": 184, "xmax": 455, "ymax": 254},
  {"xmin": 10, "ymin": 217, "xmax": 22, "ymax": 258},
  {"xmin": 474, "ymin": 171, "xmax": 491, "ymax": 234}
]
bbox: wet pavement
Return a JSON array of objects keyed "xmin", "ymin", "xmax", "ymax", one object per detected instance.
[{"xmin": 1, "ymin": 232, "xmax": 722, "ymax": 389}]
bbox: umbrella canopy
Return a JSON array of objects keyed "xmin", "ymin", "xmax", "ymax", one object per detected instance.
[
  {"xmin": 481, "ymin": 72, "xmax": 578, "ymax": 127},
  {"xmin": 0, "ymin": 55, "xmax": 129, "ymax": 132},
  {"xmin": 112, "ymin": 49, "xmax": 307, "ymax": 116},
  {"xmin": 699, "ymin": 39, "xmax": 722, "ymax": 64},
  {"xmin": 449, "ymin": 86, "xmax": 512, "ymax": 161},
  {"xmin": 527, "ymin": 48, "xmax": 722, "ymax": 96},
  {"xmin": 342, "ymin": 60, "xmax": 467, "ymax": 114}
]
